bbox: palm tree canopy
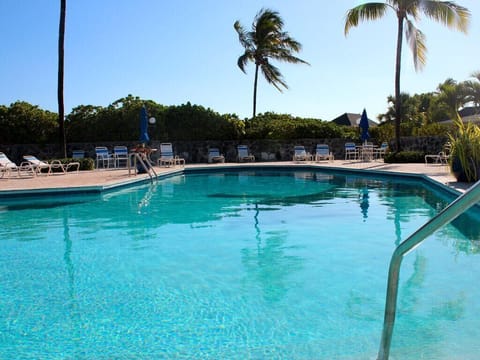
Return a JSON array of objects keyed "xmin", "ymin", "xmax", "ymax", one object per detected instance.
[
  {"xmin": 344, "ymin": 0, "xmax": 470, "ymax": 71},
  {"xmin": 234, "ymin": 8, "xmax": 309, "ymax": 92}
]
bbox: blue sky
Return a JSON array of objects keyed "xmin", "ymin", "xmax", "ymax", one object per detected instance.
[{"xmin": 1, "ymin": 0, "xmax": 479, "ymax": 121}]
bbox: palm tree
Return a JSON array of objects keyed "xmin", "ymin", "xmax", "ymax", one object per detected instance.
[
  {"xmin": 465, "ymin": 71, "xmax": 480, "ymax": 111},
  {"xmin": 436, "ymin": 78, "xmax": 468, "ymax": 119},
  {"xmin": 345, "ymin": 1, "xmax": 470, "ymax": 152},
  {"xmin": 234, "ymin": 8, "xmax": 309, "ymax": 118},
  {"xmin": 58, "ymin": 0, "xmax": 67, "ymax": 158}
]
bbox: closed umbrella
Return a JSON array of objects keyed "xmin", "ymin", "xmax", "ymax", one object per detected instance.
[
  {"xmin": 139, "ymin": 106, "xmax": 150, "ymax": 144},
  {"xmin": 359, "ymin": 108, "xmax": 370, "ymax": 144}
]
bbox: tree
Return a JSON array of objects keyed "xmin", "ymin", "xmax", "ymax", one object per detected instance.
[
  {"xmin": 464, "ymin": 71, "xmax": 480, "ymax": 110},
  {"xmin": 436, "ymin": 78, "xmax": 468, "ymax": 119},
  {"xmin": 345, "ymin": 0, "xmax": 470, "ymax": 152},
  {"xmin": 58, "ymin": 0, "xmax": 67, "ymax": 157},
  {"xmin": 234, "ymin": 8, "xmax": 309, "ymax": 118}
]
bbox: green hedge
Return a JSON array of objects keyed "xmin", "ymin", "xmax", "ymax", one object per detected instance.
[{"xmin": 384, "ymin": 151, "xmax": 425, "ymax": 163}]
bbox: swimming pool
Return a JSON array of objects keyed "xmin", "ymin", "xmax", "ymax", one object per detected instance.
[{"xmin": 1, "ymin": 169, "xmax": 479, "ymax": 359}]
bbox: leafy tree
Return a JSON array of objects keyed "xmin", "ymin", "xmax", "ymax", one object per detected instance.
[
  {"xmin": 345, "ymin": 0, "xmax": 470, "ymax": 152},
  {"xmin": 234, "ymin": 8, "xmax": 309, "ymax": 118},
  {"xmin": 58, "ymin": 0, "xmax": 67, "ymax": 157},
  {"xmin": 0, "ymin": 102, "xmax": 58, "ymax": 144},
  {"xmin": 164, "ymin": 102, "xmax": 243, "ymax": 140}
]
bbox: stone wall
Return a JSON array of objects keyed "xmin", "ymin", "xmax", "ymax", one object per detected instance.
[{"xmin": 1, "ymin": 136, "xmax": 449, "ymax": 164}]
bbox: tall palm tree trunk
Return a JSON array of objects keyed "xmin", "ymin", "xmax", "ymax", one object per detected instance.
[
  {"xmin": 253, "ymin": 64, "xmax": 259, "ymax": 118},
  {"xmin": 394, "ymin": 14, "xmax": 404, "ymax": 153},
  {"xmin": 58, "ymin": 0, "xmax": 67, "ymax": 158}
]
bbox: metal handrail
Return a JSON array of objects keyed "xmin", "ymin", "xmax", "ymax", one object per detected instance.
[
  {"xmin": 128, "ymin": 153, "xmax": 157, "ymax": 182},
  {"xmin": 377, "ymin": 179, "xmax": 480, "ymax": 360}
]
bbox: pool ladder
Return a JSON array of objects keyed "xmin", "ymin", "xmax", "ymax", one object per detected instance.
[
  {"xmin": 377, "ymin": 179, "xmax": 480, "ymax": 360},
  {"xmin": 128, "ymin": 153, "xmax": 158, "ymax": 183}
]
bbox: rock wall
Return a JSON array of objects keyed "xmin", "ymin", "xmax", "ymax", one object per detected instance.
[{"xmin": 1, "ymin": 136, "xmax": 449, "ymax": 164}]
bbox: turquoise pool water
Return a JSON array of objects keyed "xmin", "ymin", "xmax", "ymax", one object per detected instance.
[{"xmin": 1, "ymin": 169, "xmax": 480, "ymax": 359}]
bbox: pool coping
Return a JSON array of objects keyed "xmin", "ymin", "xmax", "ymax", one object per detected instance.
[{"xmin": 0, "ymin": 162, "xmax": 467, "ymax": 199}]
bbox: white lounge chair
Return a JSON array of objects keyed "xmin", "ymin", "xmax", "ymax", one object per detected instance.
[
  {"xmin": 425, "ymin": 143, "xmax": 451, "ymax": 165},
  {"xmin": 158, "ymin": 143, "xmax": 185, "ymax": 167},
  {"xmin": 208, "ymin": 148, "xmax": 225, "ymax": 163},
  {"xmin": 237, "ymin": 145, "xmax": 255, "ymax": 162},
  {"xmin": 315, "ymin": 144, "xmax": 334, "ymax": 162},
  {"xmin": 22, "ymin": 155, "xmax": 68, "ymax": 175},
  {"xmin": 292, "ymin": 145, "xmax": 312, "ymax": 162},
  {"xmin": 0, "ymin": 152, "xmax": 20, "ymax": 178}
]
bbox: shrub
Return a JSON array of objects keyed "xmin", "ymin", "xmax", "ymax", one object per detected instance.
[{"xmin": 384, "ymin": 151, "xmax": 425, "ymax": 163}]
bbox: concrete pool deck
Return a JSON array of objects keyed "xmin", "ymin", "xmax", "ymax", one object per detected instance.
[{"xmin": 0, "ymin": 160, "xmax": 471, "ymax": 196}]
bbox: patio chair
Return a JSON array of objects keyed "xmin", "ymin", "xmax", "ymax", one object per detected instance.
[
  {"xmin": 157, "ymin": 143, "xmax": 180, "ymax": 167},
  {"xmin": 72, "ymin": 150, "xmax": 85, "ymax": 159},
  {"xmin": 113, "ymin": 146, "xmax": 129, "ymax": 168},
  {"xmin": 374, "ymin": 142, "xmax": 389, "ymax": 160},
  {"xmin": 208, "ymin": 148, "xmax": 225, "ymax": 163},
  {"xmin": 293, "ymin": 145, "xmax": 312, "ymax": 162},
  {"xmin": 237, "ymin": 145, "xmax": 255, "ymax": 162},
  {"xmin": 344, "ymin": 142, "xmax": 359, "ymax": 161},
  {"xmin": 360, "ymin": 143, "xmax": 374, "ymax": 162},
  {"xmin": 0, "ymin": 152, "xmax": 20, "ymax": 178},
  {"xmin": 95, "ymin": 146, "xmax": 114, "ymax": 169},
  {"xmin": 315, "ymin": 144, "xmax": 334, "ymax": 162},
  {"xmin": 22, "ymin": 155, "xmax": 67, "ymax": 175}
]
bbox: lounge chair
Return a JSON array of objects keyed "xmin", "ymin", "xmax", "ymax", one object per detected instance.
[
  {"xmin": 208, "ymin": 148, "xmax": 225, "ymax": 163},
  {"xmin": 425, "ymin": 143, "xmax": 451, "ymax": 165},
  {"xmin": 113, "ymin": 146, "xmax": 129, "ymax": 168},
  {"xmin": 292, "ymin": 145, "xmax": 312, "ymax": 162},
  {"xmin": 0, "ymin": 152, "xmax": 20, "ymax": 178},
  {"xmin": 344, "ymin": 142, "xmax": 359, "ymax": 160},
  {"xmin": 237, "ymin": 145, "xmax": 255, "ymax": 162},
  {"xmin": 95, "ymin": 146, "xmax": 114, "ymax": 169},
  {"xmin": 315, "ymin": 144, "xmax": 334, "ymax": 162},
  {"xmin": 22, "ymin": 155, "xmax": 68, "ymax": 175},
  {"xmin": 158, "ymin": 143, "xmax": 185, "ymax": 167}
]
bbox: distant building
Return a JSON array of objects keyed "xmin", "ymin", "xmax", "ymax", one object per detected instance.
[
  {"xmin": 439, "ymin": 107, "xmax": 480, "ymax": 124},
  {"xmin": 331, "ymin": 112, "xmax": 377, "ymax": 127}
]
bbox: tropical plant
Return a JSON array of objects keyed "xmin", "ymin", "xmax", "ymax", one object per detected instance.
[
  {"xmin": 464, "ymin": 71, "xmax": 480, "ymax": 110},
  {"xmin": 436, "ymin": 78, "xmax": 468, "ymax": 119},
  {"xmin": 345, "ymin": 0, "xmax": 470, "ymax": 153},
  {"xmin": 234, "ymin": 8, "xmax": 309, "ymax": 118},
  {"xmin": 448, "ymin": 113, "xmax": 480, "ymax": 182},
  {"xmin": 58, "ymin": 0, "xmax": 67, "ymax": 157}
]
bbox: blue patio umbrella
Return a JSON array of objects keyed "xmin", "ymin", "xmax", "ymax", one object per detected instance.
[
  {"xmin": 139, "ymin": 106, "xmax": 150, "ymax": 143},
  {"xmin": 359, "ymin": 108, "xmax": 370, "ymax": 144}
]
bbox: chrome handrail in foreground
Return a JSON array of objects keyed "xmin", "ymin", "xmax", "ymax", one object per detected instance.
[{"xmin": 378, "ymin": 179, "xmax": 480, "ymax": 360}]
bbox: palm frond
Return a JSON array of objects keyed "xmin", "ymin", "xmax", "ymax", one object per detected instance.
[
  {"xmin": 234, "ymin": 21, "xmax": 252, "ymax": 49},
  {"xmin": 405, "ymin": 19, "xmax": 426, "ymax": 71},
  {"xmin": 260, "ymin": 63, "xmax": 287, "ymax": 92},
  {"xmin": 237, "ymin": 53, "xmax": 253, "ymax": 73},
  {"xmin": 344, "ymin": 3, "xmax": 389, "ymax": 35},
  {"xmin": 420, "ymin": 0, "xmax": 470, "ymax": 33},
  {"xmin": 471, "ymin": 71, "xmax": 480, "ymax": 82}
]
